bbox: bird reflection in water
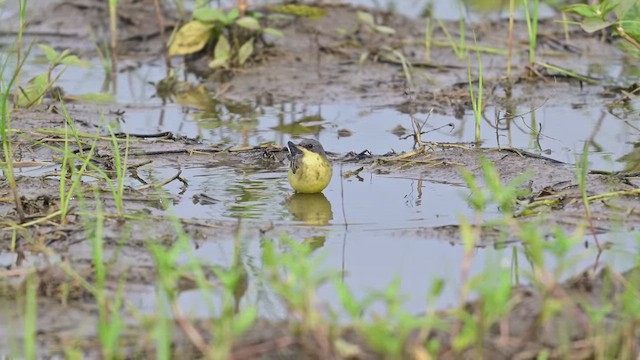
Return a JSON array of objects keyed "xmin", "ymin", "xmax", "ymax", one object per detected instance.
[{"xmin": 286, "ymin": 193, "xmax": 333, "ymax": 251}]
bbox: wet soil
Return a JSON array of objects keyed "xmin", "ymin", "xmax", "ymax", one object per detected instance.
[{"xmin": 1, "ymin": 0, "xmax": 639, "ymax": 358}]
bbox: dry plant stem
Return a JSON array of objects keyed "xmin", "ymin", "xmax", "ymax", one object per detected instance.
[
  {"xmin": 3, "ymin": 160, "xmax": 25, "ymax": 224},
  {"xmin": 617, "ymin": 26, "xmax": 640, "ymax": 51},
  {"xmin": 135, "ymin": 169, "xmax": 182, "ymax": 190},
  {"xmin": 506, "ymin": 0, "xmax": 515, "ymax": 79},
  {"xmin": 231, "ymin": 336, "xmax": 294, "ymax": 360},
  {"xmin": 525, "ymin": 64, "xmax": 549, "ymax": 82},
  {"xmin": 11, "ymin": 0, "xmax": 26, "ymax": 109},
  {"xmin": 109, "ymin": 1, "xmax": 119, "ymax": 91},
  {"xmin": 172, "ymin": 301, "xmax": 209, "ymax": 355},
  {"xmin": 585, "ymin": 213, "xmax": 602, "ymax": 253},
  {"xmin": 390, "ymin": 115, "xmax": 429, "ymax": 160},
  {"xmin": 238, "ymin": 0, "xmax": 247, "ymax": 17}
]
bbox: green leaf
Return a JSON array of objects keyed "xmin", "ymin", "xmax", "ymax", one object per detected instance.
[
  {"xmin": 214, "ymin": 35, "xmax": 231, "ymax": 60},
  {"xmin": 60, "ymin": 55, "xmax": 91, "ymax": 68},
  {"xmin": 263, "ymin": 27, "xmax": 284, "ymax": 37},
  {"xmin": 335, "ymin": 281, "xmax": 360, "ymax": 318},
  {"xmin": 601, "ymin": 0, "xmax": 620, "ymax": 17},
  {"xmin": 208, "ymin": 57, "xmax": 228, "ymax": 69},
  {"xmin": 237, "ymin": 39, "xmax": 254, "ymax": 66},
  {"xmin": 18, "ymin": 73, "xmax": 49, "ymax": 107},
  {"xmin": 563, "ymin": 4, "xmax": 599, "ymax": 18},
  {"xmin": 225, "ymin": 8, "xmax": 240, "ymax": 23},
  {"xmin": 615, "ymin": 0, "xmax": 639, "ymax": 19},
  {"xmin": 232, "ymin": 308, "xmax": 257, "ymax": 335},
  {"xmin": 619, "ymin": 1, "xmax": 640, "ymax": 41},
  {"xmin": 236, "ymin": 16, "xmax": 261, "ymax": 31},
  {"xmin": 356, "ymin": 11, "xmax": 375, "ymax": 27},
  {"xmin": 193, "ymin": 8, "xmax": 226, "ymax": 22},
  {"xmin": 38, "ymin": 44, "xmax": 58, "ymax": 63},
  {"xmin": 168, "ymin": 20, "xmax": 213, "ymax": 56},
  {"xmin": 429, "ymin": 278, "xmax": 445, "ymax": 298},
  {"xmin": 580, "ymin": 17, "xmax": 613, "ymax": 33}
]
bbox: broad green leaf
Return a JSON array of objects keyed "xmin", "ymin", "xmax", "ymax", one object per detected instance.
[
  {"xmin": 193, "ymin": 8, "xmax": 226, "ymax": 22},
  {"xmin": 208, "ymin": 57, "xmax": 228, "ymax": 69},
  {"xmin": 563, "ymin": 4, "xmax": 599, "ymax": 18},
  {"xmin": 357, "ymin": 11, "xmax": 375, "ymax": 27},
  {"xmin": 236, "ymin": 16, "xmax": 261, "ymax": 31},
  {"xmin": 263, "ymin": 27, "xmax": 284, "ymax": 37},
  {"xmin": 226, "ymin": 8, "xmax": 240, "ymax": 23},
  {"xmin": 237, "ymin": 38, "xmax": 254, "ymax": 66},
  {"xmin": 168, "ymin": 20, "xmax": 213, "ymax": 57},
  {"xmin": 615, "ymin": 0, "xmax": 638, "ymax": 19},
  {"xmin": 60, "ymin": 55, "xmax": 91, "ymax": 68},
  {"xmin": 375, "ymin": 25, "xmax": 396, "ymax": 35},
  {"xmin": 619, "ymin": 1, "xmax": 640, "ymax": 42},
  {"xmin": 580, "ymin": 17, "xmax": 613, "ymax": 33},
  {"xmin": 621, "ymin": 20, "xmax": 640, "ymax": 42},
  {"xmin": 18, "ymin": 73, "xmax": 49, "ymax": 107},
  {"xmin": 38, "ymin": 44, "xmax": 58, "ymax": 63},
  {"xmin": 231, "ymin": 308, "xmax": 257, "ymax": 335},
  {"xmin": 214, "ymin": 35, "xmax": 231, "ymax": 60},
  {"xmin": 335, "ymin": 281, "xmax": 360, "ymax": 317}
]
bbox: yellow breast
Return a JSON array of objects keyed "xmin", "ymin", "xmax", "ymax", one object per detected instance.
[{"xmin": 288, "ymin": 150, "xmax": 332, "ymax": 193}]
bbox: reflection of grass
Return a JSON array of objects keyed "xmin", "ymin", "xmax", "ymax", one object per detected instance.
[
  {"xmin": 467, "ymin": 33, "xmax": 483, "ymax": 144},
  {"xmin": 23, "ymin": 274, "xmax": 37, "ymax": 360},
  {"xmin": 87, "ymin": 190, "xmax": 125, "ymax": 359}
]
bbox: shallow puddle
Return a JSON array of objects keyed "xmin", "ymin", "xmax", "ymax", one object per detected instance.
[
  {"xmin": 129, "ymin": 162, "xmax": 639, "ymax": 318},
  {"xmin": 10, "ymin": 57, "xmax": 640, "ymax": 317}
]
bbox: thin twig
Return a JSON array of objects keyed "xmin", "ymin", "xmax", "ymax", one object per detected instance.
[
  {"xmin": 172, "ymin": 301, "xmax": 209, "ymax": 355},
  {"xmin": 135, "ymin": 169, "xmax": 182, "ymax": 190},
  {"xmin": 231, "ymin": 336, "xmax": 294, "ymax": 360}
]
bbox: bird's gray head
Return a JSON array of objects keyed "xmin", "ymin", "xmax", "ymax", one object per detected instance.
[{"xmin": 287, "ymin": 139, "xmax": 328, "ymax": 157}]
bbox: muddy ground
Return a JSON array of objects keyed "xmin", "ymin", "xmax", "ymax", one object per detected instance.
[{"xmin": 1, "ymin": 0, "xmax": 640, "ymax": 358}]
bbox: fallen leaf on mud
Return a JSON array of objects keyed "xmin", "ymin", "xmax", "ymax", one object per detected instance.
[{"xmin": 334, "ymin": 338, "xmax": 363, "ymax": 358}]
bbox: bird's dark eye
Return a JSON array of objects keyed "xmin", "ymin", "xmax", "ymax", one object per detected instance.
[{"xmin": 305, "ymin": 144, "xmax": 313, "ymax": 149}]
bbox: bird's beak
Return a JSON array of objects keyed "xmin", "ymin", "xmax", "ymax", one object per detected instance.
[{"xmin": 287, "ymin": 141, "xmax": 303, "ymax": 156}]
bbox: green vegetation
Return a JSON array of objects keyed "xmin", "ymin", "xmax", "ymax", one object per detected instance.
[
  {"xmin": 563, "ymin": 0, "xmax": 640, "ymax": 55},
  {"xmin": 467, "ymin": 33, "xmax": 483, "ymax": 144},
  {"xmin": 168, "ymin": 6, "xmax": 283, "ymax": 69}
]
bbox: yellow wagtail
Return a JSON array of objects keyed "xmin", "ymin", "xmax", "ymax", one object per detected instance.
[{"xmin": 287, "ymin": 139, "xmax": 332, "ymax": 193}]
